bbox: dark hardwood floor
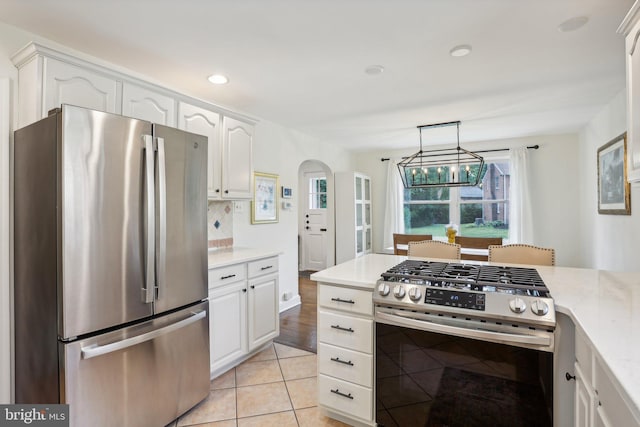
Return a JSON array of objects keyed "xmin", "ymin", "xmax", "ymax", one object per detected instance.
[{"xmin": 274, "ymin": 272, "xmax": 317, "ymax": 353}]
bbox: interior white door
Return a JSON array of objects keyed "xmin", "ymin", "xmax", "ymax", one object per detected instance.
[{"xmin": 303, "ymin": 172, "xmax": 328, "ymax": 271}]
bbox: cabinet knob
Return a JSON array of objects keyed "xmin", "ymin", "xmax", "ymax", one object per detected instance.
[
  {"xmin": 565, "ymin": 372, "xmax": 576, "ymax": 381},
  {"xmin": 250, "ymin": 285, "xmax": 255, "ymax": 289},
  {"xmin": 305, "ymin": 226, "xmax": 310, "ymax": 230},
  {"xmin": 216, "ymin": 189, "xmax": 220, "ymax": 193},
  {"xmin": 224, "ymin": 190, "xmax": 229, "ymax": 194},
  {"xmin": 243, "ymin": 289, "xmax": 247, "ymax": 292}
]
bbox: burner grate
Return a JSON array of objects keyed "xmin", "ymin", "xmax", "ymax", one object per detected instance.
[{"xmin": 380, "ymin": 261, "xmax": 550, "ymax": 297}]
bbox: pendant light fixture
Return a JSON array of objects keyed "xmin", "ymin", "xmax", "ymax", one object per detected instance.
[{"xmin": 397, "ymin": 121, "xmax": 485, "ymax": 188}]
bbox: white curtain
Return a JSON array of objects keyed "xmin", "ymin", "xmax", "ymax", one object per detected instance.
[
  {"xmin": 509, "ymin": 147, "xmax": 533, "ymax": 243},
  {"xmin": 382, "ymin": 158, "xmax": 405, "ymax": 251}
]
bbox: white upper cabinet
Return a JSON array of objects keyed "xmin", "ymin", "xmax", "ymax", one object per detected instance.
[
  {"xmin": 619, "ymin": 2, "xmax": 640, "ymax": 182},
  {"xmin": 44, "ymin": 58, "xmax": 120, "ymax": 118},
  {"xmin": 177, "ymin": 102, "xmax": 221, "ymax": 198},
  {"xmin": 13, "ymin": 44, "xmax": 121, "ymax": 127},
  {"xmin": 12, "ymin": 43, "xmax": 256, "ymax": 197},
  {"xmin": 122, "ymin": 83, "xmax": 176, "ymax": 126},
  {"xmin": 222, "ymin": 116, "xmax": 254, "ymax": 199}
]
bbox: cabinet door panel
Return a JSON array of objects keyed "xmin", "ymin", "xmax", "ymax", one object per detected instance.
[
  {"xmin": 122, "ymin": 83, "xmax": 176, "ymax": 126},
  {"xmin": 209, "ymin": 282, "xmax": 247, "ymax": 374},
  {"xmin": 44, "ymin": 58, "xmax": 119, "ymax": 115},
  {"xmin": 247, "ymin": 273, "xmax": 278, "ymax": 350},
  {"xmin": 222, "ymin": 117, "xmax": 253, "ymax": 199},
  {"xmin": 178, "ymin": 102, "xmax": 221, "ymax": 199}
]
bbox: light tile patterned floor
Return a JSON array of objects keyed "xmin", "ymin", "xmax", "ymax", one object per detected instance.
[{"xmin": 167, "ymin": 342, "xmax": 350, "ymax": 427}]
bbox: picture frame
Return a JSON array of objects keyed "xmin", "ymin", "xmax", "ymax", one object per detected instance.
[
  {"xmin": 281, "ymin": 186, "xmax": 292, "ymax": 199},
  {"xmin": 252, "ymin": 172, "xmax": 279, "ymax": 224},
  {"xmin": 597, "ymin": 132, "xmax": 631, "ymax": 215}
]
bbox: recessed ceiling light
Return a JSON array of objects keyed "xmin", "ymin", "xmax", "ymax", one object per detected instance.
[
  {"xmin": 208, "ymin": 74, "xmax": 229, "ymax": 85},
  {"xmin": 449, "ymin": 45, "xmax": 472, "ymax": 57},
  {"xmin": 364, "ymin": 65, "xmax": 385, "ymax": 75},
  {"xmin": 558, "ymin": 16, "xmax": 589, "ymax": 32}
]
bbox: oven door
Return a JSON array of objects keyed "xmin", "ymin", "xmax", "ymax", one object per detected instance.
[{"xmin": 375, "ymin": 309, "xmax": 553, "ymax": 427}]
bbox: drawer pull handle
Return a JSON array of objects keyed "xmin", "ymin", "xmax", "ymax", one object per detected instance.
[
  {"xmin": 221, "ymin": 274, "xmax": 236, "ymax": 280},
  {"xmin": 331, "ymin": 297, "xmax": 355, "ymax": 304},
  {"xmin": 261, "ymin": 265, "xmax": 273, "ymax": 270},
  {"xmin": 330, "ymin": 325, "xmax": 354, "ymax": 333},
  {"xmin": 330, "ymin": 388, "xmax": 354, "ymax": 400},
  {"xmin": 330, "ymin": 357, "xmax": 354, "ymax": 366}
]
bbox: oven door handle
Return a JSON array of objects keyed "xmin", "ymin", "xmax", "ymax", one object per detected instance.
[{"xmin": 375, "ymin": 311, "xmax": 552, "ymax": 348}]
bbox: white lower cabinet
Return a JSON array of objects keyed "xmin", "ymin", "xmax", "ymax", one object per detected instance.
[
  {"xmin": 317, "ymin": 282, "xmax": 375, "ymax": 427},
  {"xmin": 573, "ymin": 329, "xmax": 640, "ymax": 427},
  {"xmin": 247, "ymin": 270, "xmax": 279, "ymax": 350},
  {"xmin": 209, "ymin": 280, "xmax": 248, "ymax": 374},
  {"xmin": 208, "ymin": 255, "xmax": 279, "ymax": 378}
]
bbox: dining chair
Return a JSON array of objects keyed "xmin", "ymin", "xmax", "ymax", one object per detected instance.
[
  {"xmin": 407, "ymin": 240, "xmax": 461, "ymax": 260},
  {"xmin": 392, "ymin": 233, "xmax": 433, "ymax": 256},
  {"xmin": 455, "ymin": 236, "xmax": 503, "ymax": 261},
  {"xmin": 488, "ymin": 244, "xmax": 556, "ymax": 266}
]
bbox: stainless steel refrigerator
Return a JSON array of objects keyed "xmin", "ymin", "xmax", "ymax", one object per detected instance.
[{"xmin": 14, "ymin": 105, "xmax": 210, "ymax": 426}]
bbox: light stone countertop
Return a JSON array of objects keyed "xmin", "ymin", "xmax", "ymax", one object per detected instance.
[
  {"xmin": 311, "ymin": 253, "xmax": 640, "ymax": 419},
  {"xmin": 208, "ymin": 247, "xmax": 282, "ymax": 269}
]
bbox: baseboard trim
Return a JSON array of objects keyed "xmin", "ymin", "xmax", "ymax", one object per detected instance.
[{"xmin": 279, "ymin": 295, "xmax": 301, "ymax": 313}]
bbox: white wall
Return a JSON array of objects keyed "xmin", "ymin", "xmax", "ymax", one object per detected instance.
[
  {"xmin": 578, "ymin": 91, "xmax": 639, "ymax": 271},
  {"xmin": 0, "ymin": 22, "xmax": 27, "ymax": 405},
  {"xmin": 232, "ymin": 120, "xmax": 353, "ymax": 312},
  {"xmin": 354, "ymin": 133, "xmax": 582, "ymax": 267}
]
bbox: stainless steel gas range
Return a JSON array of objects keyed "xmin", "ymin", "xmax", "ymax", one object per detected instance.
[{"xmin": 374, "ymin": 260, "xmax": 555, "ymax": 427}]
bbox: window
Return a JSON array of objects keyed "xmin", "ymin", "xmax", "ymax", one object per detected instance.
[
  {"xmin": 404, "ymin": 161, "xmax": 509, "ymax": 239},
  {"xmin": 309, "ymin": 176, "xmax": 327, "ymax": 209}
]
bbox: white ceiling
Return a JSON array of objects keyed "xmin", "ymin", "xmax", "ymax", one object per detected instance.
[{"xmin": 0, "ymin": 0, "xmax": 633, "ymax": 151}]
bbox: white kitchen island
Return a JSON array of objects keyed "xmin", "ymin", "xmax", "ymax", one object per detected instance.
[{"xmin": 311, "ymin": 253, "xmax": 640, "ymax": 427}]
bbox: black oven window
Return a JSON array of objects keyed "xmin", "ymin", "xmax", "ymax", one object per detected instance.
[{"xmin": 376, "ymin": 323, "xmax": 552, "ymax": 427}]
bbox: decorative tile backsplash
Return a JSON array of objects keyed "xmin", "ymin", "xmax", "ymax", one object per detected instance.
[{"xmin": 208, "ymin": 201, "xmax": 233, "ymax": 249}]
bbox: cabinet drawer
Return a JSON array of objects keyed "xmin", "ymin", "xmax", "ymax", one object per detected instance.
[
  {"xmin": 208, "ymin": 264, "xmax": 246, "ymax": 288},
  {"xmin": 318, "ymin": 374, "xmax": 372, "ymax": 422},
  {"xmin": 575, "ymin": 329, "xmax": 593, "ymax": 386},
  {"xmin": 248, "ymin": 256, "xmax": 279, "ymax": 278},
  {"xmin": 318, "ymin": 310, "xmax": 373, "ymax": 353},
  {"xmin": 318, "ymin": 342, "xmax": 372, "ymax": 388},
  {"xmin": 318, "ymin": 284, "xmax": 373, "ymax": 316}
]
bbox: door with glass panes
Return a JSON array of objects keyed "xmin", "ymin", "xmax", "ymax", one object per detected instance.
[{"xmin": 303, "ymin": 172, "xmax": 328, "ymax": 270}]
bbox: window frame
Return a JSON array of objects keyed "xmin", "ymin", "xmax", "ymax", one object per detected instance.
[{"xmin": 403, "ymin": 157, "xmax": 510, "ymax": 237}]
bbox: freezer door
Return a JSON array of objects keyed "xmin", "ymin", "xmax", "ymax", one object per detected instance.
[
  {"xmin": 61, "ymin": 302, "xmax": 210, "ymax": 427},
  {"xmin": 60, "ymin": 105, "xmax": 154, "ymax": 338},
  {"xmin": 153, "ymin": 125, "xmax": 208, "ymax": 313}
]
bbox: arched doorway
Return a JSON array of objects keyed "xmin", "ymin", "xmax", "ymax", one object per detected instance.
[{"xmin": 298, "ymin": 160, "xmax": 334, "ymax": 271}]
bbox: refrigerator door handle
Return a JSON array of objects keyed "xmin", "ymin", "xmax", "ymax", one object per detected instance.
[
  {"xmin": 156, "ymin": 136, "xmax": 167, "ymax": 301},
  {"xmin": 80, "ymin": 310, "xmax": 206, "ymax": 360},
  {"xmin": 143, "ymin": 135, "xmax": 156, "ymax": 304}
]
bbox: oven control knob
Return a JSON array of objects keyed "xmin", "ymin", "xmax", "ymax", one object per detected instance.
[
  {"xmin": 509, "ymin": 297, "xmax": 527, "ymax": 314},
  {"xmin": 378, "ymin": 283, "xmax": 390, "ymax": 296},
  {"xmin": 393, "ymin": 285, "xmax": 406, "ymax": 298},
  {"xmin": 408, "ymin": 287, "xmax": 422, "ymax": 301},
  {"xmin": 531, "ymin": 300, "xmax": 549, "ymax": 316}
]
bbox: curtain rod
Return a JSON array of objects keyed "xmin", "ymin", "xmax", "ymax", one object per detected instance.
[{"xmin": 380, "ymin": 144, "xmax": 539, "ymax": 162}]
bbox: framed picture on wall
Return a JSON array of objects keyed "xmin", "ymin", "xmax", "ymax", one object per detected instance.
[
  {"xmin": 252, "ymin": 172, "xmax": 279, "ymax": 223},
  {"xmin": 597, "ymin": 132, "xmax": 631, "ymax": 215}
]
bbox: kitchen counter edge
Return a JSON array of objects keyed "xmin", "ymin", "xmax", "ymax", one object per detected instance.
[{"xmin": 208, "ymin": 247, "xmax": 282, "ymax": 269}]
